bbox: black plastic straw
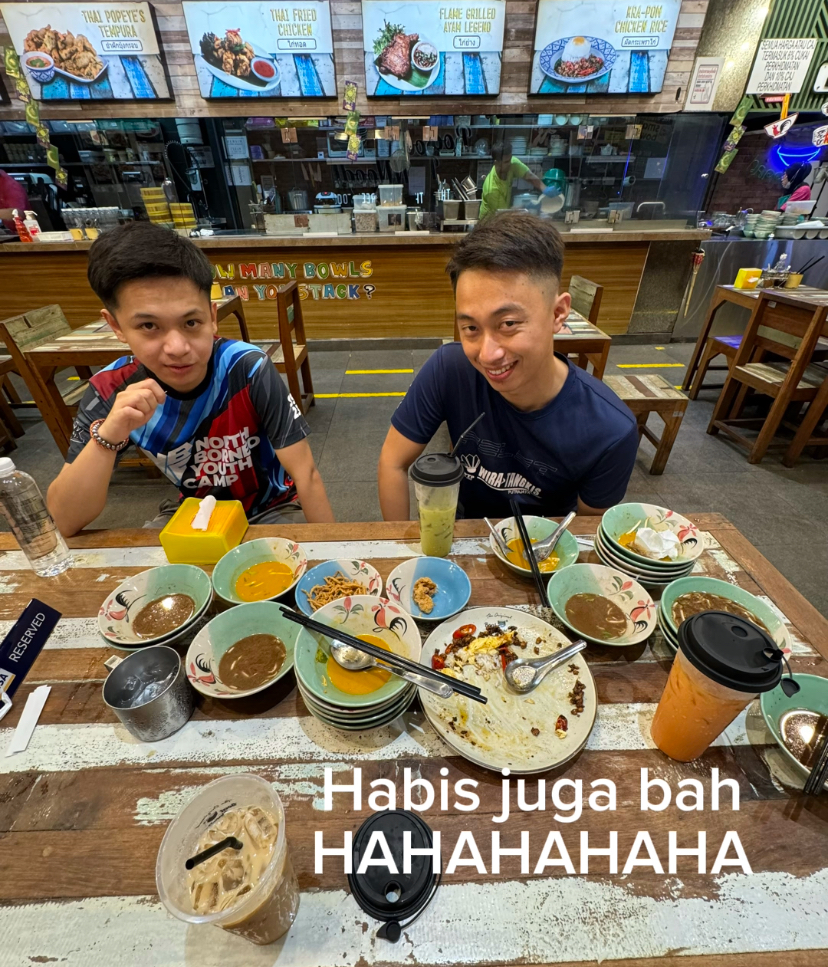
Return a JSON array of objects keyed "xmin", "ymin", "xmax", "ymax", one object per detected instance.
[
  {"xmin": 449, "ymin": 412, "xmax": 485, "ymax": 458},
  {"xmin": 185, "ymin": 836, "xmax": 243, "ymax": 870},
  {"xmin": 509, "ymin": 497, "xmax": 547, "ymax": 603}
]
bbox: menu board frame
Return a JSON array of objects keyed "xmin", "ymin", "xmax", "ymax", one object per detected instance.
[
  {"xmin": 361, "ymin": 1, "xmax": 507, "ymax": 97},
  {"xmin": 529, "ymin": 0, "xmax": 681, "ymax": 96},
  {"xmin": 181, "ymin": 1, "xmax": 336, "ymax": 100},
  {"xmin": 0, "ymin": 1, "xmax": 172, "ymax": 101}
]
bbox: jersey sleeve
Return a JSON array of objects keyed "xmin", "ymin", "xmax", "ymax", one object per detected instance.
[
  {"xmin": 390, "ymin": 348, "xmax": 447, "ymax": 445},
  {"xmin": 577, "ymin": 422, "xmax": 639, "ymax": 510},
  {"xmin": 66, "ymin": 383, "xmax": 113, "ymax": 464},
  {"xmin": 248, "ymin": 353, "xmax": 309, "ymax": 451},
  {"xmin": 512, "ymin": 158, "xmax": 531, "ymax": 178}
]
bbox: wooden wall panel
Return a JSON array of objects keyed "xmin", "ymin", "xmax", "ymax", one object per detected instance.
[
  {"xmin": 0, "ymin": 1, "xmax": 708, "ymax": 121},
  {"xmin": 0, "ymin": 240, "xmax": 650, "ymax": 339}
]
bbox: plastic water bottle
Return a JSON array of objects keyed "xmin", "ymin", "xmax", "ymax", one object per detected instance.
[{"xmin": 0, "ymin": 458, "xmax": 72, "ymax": 577}]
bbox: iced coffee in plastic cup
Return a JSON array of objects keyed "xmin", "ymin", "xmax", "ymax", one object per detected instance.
[
  {"xmin": 410, "ymin": 453, "xmax": 463, "ymax": 558},
  {"xmin": 651, "ymin": 611, "xmax": 782, "ymax": 762},
  {"xmin": 156, "ymin": 774, "xmax": 299, "ymax": 945}
]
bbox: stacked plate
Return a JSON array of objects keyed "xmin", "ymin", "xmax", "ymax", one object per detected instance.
[
  {"xmin": 742, "ymin": 213, "xmax": 760, "ymax": 237},
  {"xmin": 656, "ymin": 601, "xmax": 678, "ymax": 650},
  {"xmin": 754, "ymin": 210, "xmax": 781, "ymax": 239},
  {"xmin": 595, "ymin": 502, "xmax": 705, "ymax": 587},
  {"xmin": 511, "ymin": 137, "xmax": 528, "ymax": 155},
  {"xmin": 98, "ymin": 564, "xmax": 213, "ymax": 649},
  {"xmin": 293, "ymin": 595, "xmax": 422, "ymax": 731}
]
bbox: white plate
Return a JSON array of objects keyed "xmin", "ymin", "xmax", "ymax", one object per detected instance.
[
  {"xmin": 419, "ymin": 607, "xmax": 597, "ymax": 774},
  {"xmin": 374, "ymin": 35, "xmax": 440, "ymax": 93},
  {"xmin": 200, "ymin": 42, "xmax": 280, "ymax": 93}
]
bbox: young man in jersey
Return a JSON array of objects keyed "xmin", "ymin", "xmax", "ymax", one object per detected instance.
[
  {"xmin": 377, "ymin": 211, "xmax": 638, "ymax": 520},
  {"xmin": 47, "ymin": 222, "xmax": 334, "ymax": 535}
]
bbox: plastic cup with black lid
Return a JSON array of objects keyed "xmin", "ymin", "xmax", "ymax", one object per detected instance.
[
  {"xmin": 651, "ymin": 611, "xmax": 783, "ymax": 762},
  {"xmin": 410, "ymin": 453, "xmax": 463, "ymax": 558}
]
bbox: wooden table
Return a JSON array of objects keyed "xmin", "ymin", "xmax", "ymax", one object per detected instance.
[
  {"xmin": 682, "ymin": 284, "xmax": 828, "ymax": 392},
  {"xmin": 454, "ymin": 308, "xmax": 612, "ymax": 380},
  {"xmin": 1, "ymin": 518, "xmax": 826, "ymax": 967},
  {"xmin": 21, "ymin": 295, "xmax": 248, "ymax": 456}
]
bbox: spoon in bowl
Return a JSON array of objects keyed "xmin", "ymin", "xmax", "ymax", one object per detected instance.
[
  {"xmin": 504, "ymin": 639, "xmax": 587, "ymax": 694},
  {"xmin": 330, "ymin": 639, "xmax": 453, "ymax": 698}
]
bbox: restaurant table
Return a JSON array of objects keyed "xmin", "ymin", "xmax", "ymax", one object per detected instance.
[
  {"xmin": 682, "ymin": 284, "xmax": 828, "ymax": 392},
  {"xmin": 455, "ymin": 308, "xmax": 612, "ymax": 380},
  {"xmin": 1, "ymin": 517, "xmax": 827, "ymax": 967},
  {"xmin": 20, "ymin": 295, "xmax": 248, "ymax": 454}
]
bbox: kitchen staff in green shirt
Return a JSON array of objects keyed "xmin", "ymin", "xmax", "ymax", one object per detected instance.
[{"xmin": 479, "ymin": 142, "xmax": 553, "ymax": 220}]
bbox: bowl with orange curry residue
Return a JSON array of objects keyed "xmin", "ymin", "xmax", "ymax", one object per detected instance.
[
  {"xmin": 294, "ymin": 595, "xmax": 421, "ymax": 709},
  {"xmin": 212, "ymin": 537, "xmax": 308, "ymax": 606}
]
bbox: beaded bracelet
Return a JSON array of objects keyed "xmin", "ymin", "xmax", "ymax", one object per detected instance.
[{"xmin": 90, "ymin": 419, "xmax": 129, "ymax": 453}]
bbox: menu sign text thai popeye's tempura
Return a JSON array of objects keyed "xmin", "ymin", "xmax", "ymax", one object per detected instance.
[
  {"xmin": 181, "ymin": 1, "xmax": 335, "ymax": 99},
  {"xmin": 361, "ymin": 1, "xmax": 506, "ymax": 96},
  {"xmin": 530, "ymin": 0, "xmax": 681, "ymax": 95},
  {"xmin": 0, "ymin": 2, "xmax": 169, "ymax": 99}
]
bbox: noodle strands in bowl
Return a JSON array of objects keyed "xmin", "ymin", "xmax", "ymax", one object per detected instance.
[{"xmin": 295, "ymin": 560, "xmax": 382, "ymax": 617}]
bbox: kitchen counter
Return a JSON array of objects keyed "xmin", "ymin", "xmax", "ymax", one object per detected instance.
[{"xmin": 0, "ymin": 227, "xmax": 709, "ymax": 339}]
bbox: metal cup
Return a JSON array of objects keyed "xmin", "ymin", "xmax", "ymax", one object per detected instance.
[{"xmin": 103, "ymin": 645, "xmax": 194, "ymax": 742}]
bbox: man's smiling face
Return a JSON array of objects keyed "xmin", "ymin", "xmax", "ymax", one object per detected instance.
[{"xmin": 454, "ymin": 267, "xmax": 570, "ymax": 403}]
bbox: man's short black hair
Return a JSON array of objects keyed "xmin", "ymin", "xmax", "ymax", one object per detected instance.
[
  {"xmin": 87, "ymin": 221, "xmax": 214, "ymax": 310},
  {"xmin": 446, "ymin": 211, "xmax": 565, "ymax": 289},
  {"xmin": 491, "ymin": 142, "xmax": 511, "ymax": 163}
]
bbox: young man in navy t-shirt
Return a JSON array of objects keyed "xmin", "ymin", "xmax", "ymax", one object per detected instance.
[{"xmin": 378, "ymin": 212, "xmax": 638, "ymax": 520}]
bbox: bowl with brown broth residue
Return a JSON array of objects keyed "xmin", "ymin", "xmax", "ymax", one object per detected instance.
[
  {"xmin": 99, "ymin": 564, "xmax": 213, "ymax": 649},
  {"xmin": 186, "ymin": 601, "xmax": 302, "ymax": 699},
  {"xmin": 546, "ymin": 562, "xmax": 656, "ymax": 647}
]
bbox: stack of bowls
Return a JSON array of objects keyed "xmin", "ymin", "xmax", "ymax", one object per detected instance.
[
  {"xmin": 511, "ymin": 137, "xmax": 528, "ymax": 156},
  {"xmin": 293, "ymin": 595, "xmax": 422, "ymax": 731},
  {"xmin": 656, "ymin": 575, "xmax": 792, "ymax": 653},
  {"xmin": 595, "ymin": 502, "xmax": 704, "ymax": 587},
  {"xmin": 742, "ymin": 213, "xmax": 760, "ymax": 237},
  {"xmin": 98, "ymin": 564, "xmax": 213, "ymax": 649},
  {"xmin": 754, "ymin": 210, "xmax": 781, "ymax": 239}
]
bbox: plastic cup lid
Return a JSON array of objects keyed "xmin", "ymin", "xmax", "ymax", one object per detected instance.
[
  {"xmin": 678, "ymin": 611, "xmax": 783, "ymax": 693},
  {"xmin": 410, "ymin": 453, "xmax": 463, "ymax": 487},
  {"xmin": 348, "ymin": 810, "xmax": 437, "ymax": 923}
]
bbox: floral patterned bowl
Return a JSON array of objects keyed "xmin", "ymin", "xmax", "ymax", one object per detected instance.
[
  {"xmin": 294, "ymin": 595, "xmax": 421, "ymax": 708},
  {"xmin": 185, "ymin": 601, "xmax": 300, "ymax": 699},
  {"xmin": 546, "ymin": 562, "xmax": 656, "ymax": 647},
  {"xmin": 211, "ymin": 538, "xmax": 307, "ymax": 605},
  {"xmin": 294, "ymin": 559, "xmax": 382, "ymax": 617},
  {"xmin": 98, "ymin": 564, "xmax": 213, "ymax": 649},
  {"xmin": 600, "ymin": 503, "xmax": 704, "ymax": 565},
  {"xmin": 385, "ymin": 557, "xmax": 471, "ymax": 621},
  {"xmin": 489, "ymin": 515, "xmax": 581, "ymax": 577}
]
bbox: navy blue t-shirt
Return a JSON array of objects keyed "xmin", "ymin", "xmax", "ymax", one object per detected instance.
[{"xmin": 392, "ymin": 344, "xmax": 638, "ymax": 519}]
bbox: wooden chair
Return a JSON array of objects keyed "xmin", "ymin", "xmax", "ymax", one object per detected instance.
[
  {"xmin": 0, "ymin": 357, "xmax": 24, "ymax": 438},
  {"xmin": 0, "ymin": 306, "xmax": 91, "ymax": 454},
  {"xmin": 262, "ymin": 281, "xmax": 315, "ymax": 415},
  {"xmin": 708, "ymin": 290, "xmax": 828, "ymax": 464},
  {"xmin": 568, "ymin": 275, "xmax": 604, "ymax": 324},
  {"xmin": 605, "ymin": 374, "xmax": 688, "ymax": 474}
]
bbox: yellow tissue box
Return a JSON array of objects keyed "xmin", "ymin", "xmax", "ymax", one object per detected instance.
[
  {"xmin": 159, "ymin": 498, "xmax": 249, "ymax": 565},
  {"xmin": 734, "ymin": 268, "xmax": 761, "ymax": 289}
]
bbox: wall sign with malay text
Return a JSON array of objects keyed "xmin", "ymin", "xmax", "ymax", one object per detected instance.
[
  {"xmin": 0, "ymin": 2, "xmax": 170, "ymax": 100},
  {"xmin": 181, "ymin": 1, "xmax": 335, "ymax": 99},
  {"xmin": 746, "ymin": 38, "xmax": 817, "ymax": 96},
  {"xmin": 362, "ymin": 1, "xmax": 506, "ymax": 96},
  {"xmin": 530, "ymin": 0, "xmax": 681, "ymax": 95}
]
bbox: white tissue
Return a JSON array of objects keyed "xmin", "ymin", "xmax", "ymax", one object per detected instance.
[
  {"xmin": 5, "ymin": 685, "xmax": 50, "ymax": 756},
  {"xmin": 633, "ymin": 526, "xmax": 681, "ymax": 561},
  {"xmin": 191, "ymin": 495, "xmax": 217, "ymax": 531}
]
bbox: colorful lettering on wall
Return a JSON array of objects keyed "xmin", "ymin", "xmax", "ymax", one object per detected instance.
[
  {"xmin": 181, "ymin": 1, "xmax": 335, "ymax": 99},
  {"xmin": 361, "ymin": 1, "xmax": 506, "ymax": 96},
  {"xmin": 212, "ymin": 261, "xmax": 376, "ymax": 301},
  {"xmin": 0, "ymin": 2, "xmax": 170, "ymax": 100},
  {"xmin": 530, "ymin": 0, "xmax": 681, "ymax": 95}
]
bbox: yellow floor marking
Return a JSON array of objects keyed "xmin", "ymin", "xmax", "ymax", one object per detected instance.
[
  {"xmin": 616, "ymin": 363, "xmax": 685, "ymax": 368},
  {"xmin": 67, "ymin": 376, "xmax": 80, "ymax": 381},
  {"xmin": 655, "ymin": 346, "xmax": 665, "ymax": 350},
  {"xmin": 345, "ymin": 369, "xmax": 413, "ymax": 374},
  {"xmin": 316, "ymin": 392, "xmax": 407, "ymax": 399}
]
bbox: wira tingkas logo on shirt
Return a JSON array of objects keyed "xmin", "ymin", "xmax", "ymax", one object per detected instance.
[{"xmin": 460, "ymin": 453, "xmax": 541, "ymax": 497}]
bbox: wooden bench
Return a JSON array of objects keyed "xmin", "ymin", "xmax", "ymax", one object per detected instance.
[{"xmin": 605, "ymin": 373, "xmax": 688, "ymax": 475}]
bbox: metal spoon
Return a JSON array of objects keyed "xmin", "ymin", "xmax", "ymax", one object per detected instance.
[
  {"xmin": 504, "ymin": 639, "xmax": 587, "ymax": 694},
  {"xmin": 485, "ymin": 517, "xmax": 511, "ymax": 557},
  {"xmin": 330, "ymin": 640, "xmax": 453, "ymax": 698},
  {"xmin": 527, "ymin": 511, "xmax": 577, "ymax": 563}
]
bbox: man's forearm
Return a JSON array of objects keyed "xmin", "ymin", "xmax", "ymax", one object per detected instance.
[
  {"xmin": 294, "ymin": 467, "xmax": 335, "ymax": 522},
  {"xmin": 47, "ymin": 440, "xmax": 117, "ymax": 536},
  {"xmin": 378, "ymin": 461, "xmax": 411, "ymax": 521}
]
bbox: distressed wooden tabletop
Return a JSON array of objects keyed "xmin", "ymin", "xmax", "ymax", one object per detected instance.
[{"xmin": 1, "ymin": 516, "xmax": 826, "ymax": 967}]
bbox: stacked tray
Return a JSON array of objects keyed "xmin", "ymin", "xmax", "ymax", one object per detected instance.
[{"xmin": 595, "ymin": 502, "xmax": 704, "ymax": 586}]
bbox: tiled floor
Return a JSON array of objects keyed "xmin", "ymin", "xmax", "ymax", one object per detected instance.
[{"xmin": 4, "ymin": 339, "xmax": 827, "ymax": 616}]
